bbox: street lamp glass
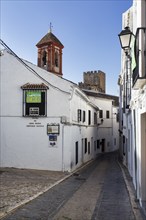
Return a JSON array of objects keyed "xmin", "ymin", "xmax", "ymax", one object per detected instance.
[{"xmin": 118, "ymin": 27, "xmax": 133, "ymax": 50}]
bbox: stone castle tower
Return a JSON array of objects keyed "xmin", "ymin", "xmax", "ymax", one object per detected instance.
[
  {"xmin": 78, "ymin": 70, "xmax": 106, "ymax": 93},
  {"xmin": 36, "ymin": 29, "xmax": 64, "ymax": 77}
]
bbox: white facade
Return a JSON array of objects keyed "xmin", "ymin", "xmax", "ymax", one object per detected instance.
[
  {"xmin": 118, "ymin": 0, "xmax": 146, "ymax": 214},
  {"xmin": 0, "ymin": 49, "xmax": 99, "ymax": 172},
  {"xmin": 83, "ymin": 90, "xmax": 119, "ymax": 153}
]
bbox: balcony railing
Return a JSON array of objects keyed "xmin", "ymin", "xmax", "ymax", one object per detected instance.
[{"xmin": 132, "ymin": 28, "xmax": 146, "ymax": 89}]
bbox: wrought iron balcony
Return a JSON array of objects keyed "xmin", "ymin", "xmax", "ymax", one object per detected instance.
[{"xmin": 132, "ymin": 28, "xmax": 146, "ymax": 89}]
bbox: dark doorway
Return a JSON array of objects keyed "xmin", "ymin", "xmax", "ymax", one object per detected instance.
[
  {"xmin": 101, "ymin": 139, "xmax": 105, "ymax": 152},
  {"xmin": 75, "ymin": 142, "xmax": 78, "ymax": 165}
]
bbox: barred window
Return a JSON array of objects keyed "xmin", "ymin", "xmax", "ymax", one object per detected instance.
[
  {"xmin": 21, "ymin": 83, "xmax": 48, "ymax": 117},
  {"xmin": 77, "ymin": 109, "xmax": 82, "ymax": 122}
]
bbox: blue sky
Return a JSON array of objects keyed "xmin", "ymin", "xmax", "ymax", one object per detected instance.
[{"xmin": 1, "ymin": 0, "xmax": 132, "ymax": 95}]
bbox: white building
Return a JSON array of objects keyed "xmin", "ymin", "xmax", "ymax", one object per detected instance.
[
  {"xmin": 0, "ymin": 29, "xmax": 119, "ymax": 173},
  {"xmin": 118, "ymin": 0, "xmax": 146, "ymax": 214},
  {"xmin": 0, "ymin": 48, "xmax": 100, "ymax": 172},
  {"xmin": 83, "ymin": 90, "xmax": 119, "ymax": 153}
]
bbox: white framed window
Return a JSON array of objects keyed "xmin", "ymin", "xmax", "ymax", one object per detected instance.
[
  {"xmin": 88, "ymin": 110, "xmax": 91, "ymax": 125},
  {"xmin": 83, "ymin": 110, "xmax": 86, "ymax": 122},
  {"xmin": 94, "ymin": 112, "xmax": 97, "ymax": 124},
  {"xmin": 99, "ymin": 110, "xmax": 103, "ymax": 118}
]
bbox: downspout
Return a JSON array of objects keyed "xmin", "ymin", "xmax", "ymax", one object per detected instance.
[
  {"xmin": 62, "ymin": 124, "xmax": 65, "ymax": 172},
  {"xmin": 133, "ymin": 109, "xmax": 138, "ymax": 197}
]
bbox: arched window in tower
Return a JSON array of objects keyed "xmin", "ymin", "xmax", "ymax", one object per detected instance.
[
  {"xmin": 42, "ymin": 50, "xmax": 47, "ymax": 66},
  {"xmin": 55, "ymin": 51, "xmax": 59, "ymax": 67}
]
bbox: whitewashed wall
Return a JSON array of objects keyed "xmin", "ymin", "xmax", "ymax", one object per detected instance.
[
  {"xmin": 63, "ymin": 125, "xmax": 98, "ymax": 172},
  {"xmin": 87, "ymin": 96, "xmax": 119, "ymax": 153},
  {"xmin": 0, "ymin": 50, "xmax": 99, "ymax": 171}
]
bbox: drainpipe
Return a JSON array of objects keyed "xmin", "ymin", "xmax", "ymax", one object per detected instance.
[
  {"xmin": 62, "ymin": 124, "xmax": 65, "ymax": 172},
  {"xmin": 133, "ymin": 109, "xmax": 138, "ymax": 197}
]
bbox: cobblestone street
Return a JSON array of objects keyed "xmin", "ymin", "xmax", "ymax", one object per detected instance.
[
  {"xmin": 0, "ymin": 152, "xmax": 145, "ymax": 220},
  {"xmin": 0, "ymin": 168, "xmax": 69, "ymax": 218}
]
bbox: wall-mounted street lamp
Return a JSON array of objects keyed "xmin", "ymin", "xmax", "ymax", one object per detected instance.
[
  {"xmin": 118, "ymin": 26, "xmax": 134, "ymax": 52},
  {"xmin": 118, "ymin": 26, "xmax": 135, "ymax": 109}
]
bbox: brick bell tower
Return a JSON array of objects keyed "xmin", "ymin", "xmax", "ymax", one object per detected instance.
[{"xmin": 36, "ymin": 25, "xmax": 64, "ymax": 77}]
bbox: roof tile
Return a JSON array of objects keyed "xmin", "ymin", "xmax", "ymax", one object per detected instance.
[
  {"xmin": 36, "ymin": 32, "xmax": 64, "ymax": 48},
  {"xmin": 21, "ymin": 83, "xmax": 49, "ymax": 90}
]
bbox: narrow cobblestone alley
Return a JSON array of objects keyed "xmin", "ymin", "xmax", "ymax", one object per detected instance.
[{"xmin": 1, "ymin": 152, "xmax": 145, "ymax": 220}]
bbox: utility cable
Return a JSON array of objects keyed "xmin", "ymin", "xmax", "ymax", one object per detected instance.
[{"xmin": 0, "ymin": 39, "xmax": 70, "ymax": 95}]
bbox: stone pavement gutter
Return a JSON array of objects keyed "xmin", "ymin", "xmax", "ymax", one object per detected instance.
[{"xmin": 118, "ymin": 161, "xmax": 145, "ymax": 220}]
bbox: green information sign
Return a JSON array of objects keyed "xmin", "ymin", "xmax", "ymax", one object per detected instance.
[{"xmin": 26, "ymin": 91, "xmax": 41, "ymax": 103}]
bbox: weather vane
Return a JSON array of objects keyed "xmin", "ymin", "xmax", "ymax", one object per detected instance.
[{"xmin": 49, "ymin": 22, "xmax": 53, "ymax": 33}]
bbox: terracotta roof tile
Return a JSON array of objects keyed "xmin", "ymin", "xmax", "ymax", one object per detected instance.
[
  {"xmin": 21, "ymin": 83, "xmax": 49, "ymax": 90},
  {"xmin": 36, "ymin": 32, "xmax": 64, "ymax": 48}
]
